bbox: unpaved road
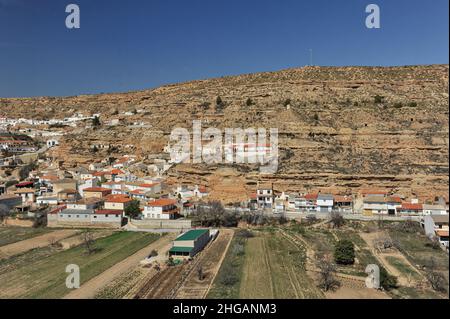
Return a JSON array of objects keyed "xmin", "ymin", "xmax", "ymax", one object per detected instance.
[
  {"xmin": 0, "ymin": 229, "xmax": 79, "ymax": 259},
  {"xmin": 64, "ymin": 233, "xmax": 175, "ymax": 299},
  {"xmin": 359, "ymin": 231, "xmax": 424, "ymax": 287}
]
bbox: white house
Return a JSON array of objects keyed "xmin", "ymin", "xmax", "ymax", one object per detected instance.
[
  {"xmin": 316, "ymin": 194, "xmax": 334, "ymax": 213},
  {"xmin": 423, "ymin": 204, "xmax": 447, "ymax": 216},
  {"xmin": 143, "ymin": 199, "xmax": 179, "ymax": 220}
]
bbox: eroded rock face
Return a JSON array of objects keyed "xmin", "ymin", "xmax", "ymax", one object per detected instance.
[{"xmin": 1, "ymin": 65, "xmax": 448, "ymax": 201}]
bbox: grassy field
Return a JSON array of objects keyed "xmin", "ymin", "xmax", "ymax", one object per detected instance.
[
  {"xmin": 0, "ymin": 227, "xmax": 52, "ymax": 247},
  {"xmin": 208, "ymin": 231, "xmax": 247, "ymax": 299},
  {"xmin": 388, "ymin": 227, "xmax": 448, "ymax": 272},
  {"xmin": 0, "ymin": 231, "xmax": 159, "ymax": 299},
  {"xmin": 209, "ymin": 228, "xmax": 324, "ymax": 299}
]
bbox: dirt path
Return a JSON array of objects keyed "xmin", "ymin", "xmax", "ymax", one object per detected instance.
[
  {"xmin": 359, "ymin": 231, "xmax": 424, "ymax": 287},
  {"xmin": 0, "ymin": 229, "xmax": 79, "ymax": 259},
  {"xmin": 176, "ymin": 229, "xmax": 234, "ymax": 299},
  {"xmin": 63, "ymin": 233, "xmax": 174, "ymax": 299}
]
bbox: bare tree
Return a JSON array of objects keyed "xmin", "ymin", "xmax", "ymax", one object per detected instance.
[
  {"xmin": 316, "ymin": 255, "xmax": 340, "ymax": 292},
  {"xmin": 425, "ymin": 257, "xmax": 448, "ymax": 293},
  {"xmin": 0, "ymin": 204, "xmax": 10, "ymax": 224},
  {"xmin": 197, "ymin": 265, "xmax": 205, "ymax": 281},
  {"xmin": 82, "ymin": 230, "xmax": 96, "ymax": 255},
  {"xmin": 330, "ymin": 211, "xmax": 345, "ymax": 229}
]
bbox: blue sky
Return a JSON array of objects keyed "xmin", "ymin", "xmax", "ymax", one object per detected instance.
[{"xmin": 0, "ymin": 0, "xmax": 448, "ymax": 97}]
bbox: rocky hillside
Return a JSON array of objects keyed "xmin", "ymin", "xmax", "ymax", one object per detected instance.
[{"xmin": 1, "ymin": 65, "xmax": 448, "ymax": 201}]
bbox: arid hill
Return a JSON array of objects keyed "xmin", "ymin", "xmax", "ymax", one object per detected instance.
[{"xmin": 1, "ymin": 65, "xmax": 448, "ymax": 202}]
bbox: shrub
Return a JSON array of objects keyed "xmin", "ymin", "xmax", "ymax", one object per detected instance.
[
  {"xmin": 334, "ymin": 240, "xmax": 355, "ymax": 265},
  {"xmin": 374, "ymin": 95, "xmax": 384, "ymax": 104},
  {"xmin": 246, "ymin": 98, "xmax": 254, "ymax": 106},
  {"xmin": 393, "ymin": 102, "xmax": 403, "ymax": 109},
  {"xmin": 408, "ymin": 102, "xmax": 418, "ymax": 107},
  {"xmin": 380, "ymin": 266, "xmax": 398, "ymax": 290},
  {"xmin": 283, "ymin": 98, "xmax": 292, "ymax": 107}
]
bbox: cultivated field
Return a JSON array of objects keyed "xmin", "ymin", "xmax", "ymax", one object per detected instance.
[
  {"xmin": 208, "ymin": 219, "xmax": 449, "ymax": 299},
  {"xmin": 0, "ymin": 231, "xmax": 159, "ymax": 299},
  {"xmin": 131, "ymin": 229, "xmax": 234, "ymax": 299},
  {"xmin": 0, "ymin": 226, "xmax": 53, "ymax": 247}
]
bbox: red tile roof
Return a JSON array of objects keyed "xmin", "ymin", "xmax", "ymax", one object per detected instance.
[
  {"xmin": 400, "ymin": 203, "xmax": 423, "ymax": 210},
  {"xmin": 147, "ymin": 199, "xmax": 177, "ymax": 207},
  {"xmin": 105, "ymin": 194, "xmax": 133, "ymax": 203},
  {"xmin": 111, "ymin": 169, "xmax": 125, "ymax": 175},
  {"xmin": 304, "ymin": 193, "xmax": 318, "ymax": 200},
  {"xmin": 139, "ymin": 183, "xmax": 158, "ymax": 188}
]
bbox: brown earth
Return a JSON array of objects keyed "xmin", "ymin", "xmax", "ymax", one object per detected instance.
[
  {"xmin": 0, "ymin": 229, "xmax": 79, "ymax": 259},
  {"xmin": 64, "ymin": 233, "xmax": 174, "ymax": 299},
  {"xmin": 1, "ymin": 65, "xmax": 448, "ymax": 201}
]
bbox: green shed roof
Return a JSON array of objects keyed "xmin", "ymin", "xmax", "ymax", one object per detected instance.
[
  {"xmin": 174, "ymin": 229, "xmax": 209, "ymax": 241},
  {"xmin": 169, "ymin": 246, "xmax": 193, "ymax": 253}
]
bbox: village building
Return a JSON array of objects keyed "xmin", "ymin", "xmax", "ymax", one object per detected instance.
[
  {"xmin": 52, "ymin": 179, "xmax": 78, "ymax": 194},
  {"xmin": 256, "ymin": 183, "xmax": 274, "ymax": 210},
  {"xmin": 423, "ymin": 204, "xmax": 448, "ymax": 216},
  {"xmin": 295, "ymin": 193, "xmax": 317, "ymax": 212},
  {"xmin": 83, "ymin": 187, "xmax": 112, "ymax": 199},
  {"xmin": 333, "ymin": 195, "xmax": 353, "ymax": 212},
  {"xmin": 47, "ymin": 207, "xmax": 123, "ymax": 229},
  {"xmin": 316, "ymin": 194, "xmax": 334, "ymax": 213},
  {"xmin": 104, "ymin": 194, "xmax": 134, "ymax": 212},
  {"xmin": 397, "ymin": 203, "xmax": 424, "ymax": 216},
  {"xmin": 13, "ymin": 188, "xmax": 36, "ymax": 205},
  {"xmin": 169, "ymin": 229, "xmax": 211, "ymax": 258},
  {"xmin": 143, "ymin": 198, "xmax": 179, "ymax": 220},
  {"xmin": 0, "ymin": 194, "xmax": 22, "ymax": 210},
  {"xmin": 363, "ymin": 195, "xmax": 388, "ymax": 215},
  {"xmin": 423, "ymin": 215, "xmax": 449, "ymax": 248}
]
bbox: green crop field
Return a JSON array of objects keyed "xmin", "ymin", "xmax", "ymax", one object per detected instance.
[{"xmin": 0, "ymin": 231, "xmax": 159, "ymax": 299}]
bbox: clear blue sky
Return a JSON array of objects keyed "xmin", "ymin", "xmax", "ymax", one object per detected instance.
[{"xmin": 0, "ymin": 0, "xmax": 448, "ymax": 97}]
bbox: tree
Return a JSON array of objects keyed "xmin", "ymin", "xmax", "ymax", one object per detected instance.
[
  {"xmin": 374, "ymin": 95, "xmax": 384, "ymax": 104},
  {"xmin": 92, "ymin": 116, "xmax": 101, "ymax": 127},
  {"xmin": 0, "ymin": 204, "xmax": 10, "ymax": 223},
  {"xmin": 330, "ymin": 211, "xmax": 345, "ymax": 229},
  {"xmin": 246, "ymin": 98, "xmax": 253, "ymax": 106},
  {"xmin": 426, "ymin": 257, "xmax": 448, "ymax": 293},
  {"xmin": 313, "ymin": 113, "xmax": 319, "ymax": 125},
  {"xmin": 216, "ymin": 96, "xmax": 225, "ymax": 111},
  {"xmin": 334, "ymin": 240, "xmax": 355, "ymax": 265},
  {"xmin": 124, "ymin": 200, "xmax": 141, "ymax": 219},
  {"xmin": 82, "ymin": 230, "xmax": 96, "ymax": 255},
  {"xmin": 316, "ymin": 255, "xmax": 340, "ymax": 292},
  {"xmin": 379, "ymin": 266, "xmax": 398, "ymax": 290},
  {"xmin": 197, "ymin": 265, "xmax": 205, "ymax": 281}
]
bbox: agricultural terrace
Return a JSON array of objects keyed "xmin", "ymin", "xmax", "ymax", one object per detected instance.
[{"xmin": 0, "ymin": 231, "xmax": 159, "ymax": 299}]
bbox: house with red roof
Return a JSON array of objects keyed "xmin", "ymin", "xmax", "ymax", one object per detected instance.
[
  {"xmin": 397, "ymin": 203, "xmax": 424, "ymax": 216},
  {"xmin": 143, "ymin": 198, "xmax": 179, "ymax": 220}
]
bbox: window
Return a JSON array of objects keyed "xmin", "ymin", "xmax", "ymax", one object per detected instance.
[
  {"xmin": 105, "ymin": 214, "xmax": 109, "ymax": 218},
  {"xmin": 93, "ymin": 216, "xmax": 97, "ymax": 219},
  {"xmin": 115, "ymin": 214, "xmax": 119, "ymax": 217},
  {"xmin": 76, "ymin": 215, "xmax": 79, "ymax": 218}
]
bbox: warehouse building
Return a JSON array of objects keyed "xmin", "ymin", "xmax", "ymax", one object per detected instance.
[{"xmin": 169, "ymin": 229, "xmax": 210, "ymax": 258}]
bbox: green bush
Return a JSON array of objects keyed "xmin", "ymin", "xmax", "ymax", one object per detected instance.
[
  {"xmin": 380, "ymin": 266, "xmax": 398, "ymax": 290},
  {"xmin": 334, "ymin": 240, "xmax": 355, "ymax": 265}
]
